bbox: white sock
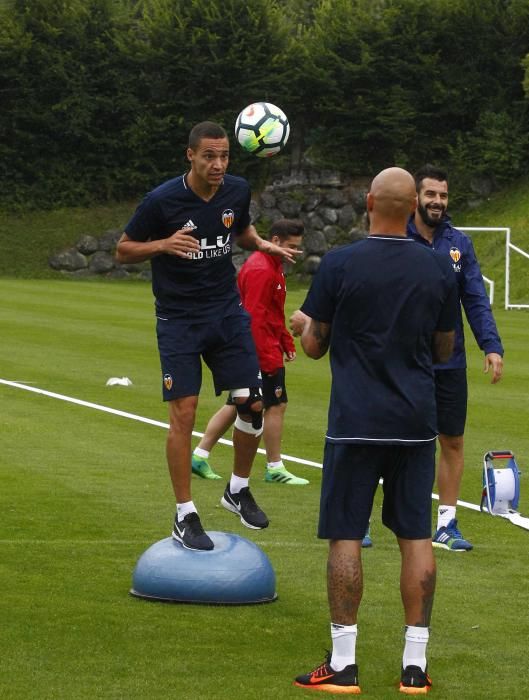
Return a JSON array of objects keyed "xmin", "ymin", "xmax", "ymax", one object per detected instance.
[
  {"xmin": 403, "ymin": 625, "xmax": 429, "ymax": 672},
  {"xmin": 230, "ymin": 474, "xmax": 249, "ymax": 494},
  {"xmin": 437, "ymin": 505, "xmax": 456, "ymax": 530},
  {"xmin": 194, "ymin": 447, "xmax": 209, "ymax": 459},
  {"xmin": 177, "ymin": 501, "xmax": 197, "ymax": 521},
  {"xmin": 330, "ymin": 622, "xmax": 357, "ymax": 670},
  {"xmin": 267, "ymin": 460, "xmax": 284, "ymax": 470}
]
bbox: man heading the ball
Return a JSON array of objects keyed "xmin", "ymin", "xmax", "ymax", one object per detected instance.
[{"xmin": 116, "ymin": 121, "xmax": 300, "ymax": 551}]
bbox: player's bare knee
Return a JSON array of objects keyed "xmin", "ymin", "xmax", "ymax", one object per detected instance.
[
  {"xmin": 439, "ymin": 433, "xmax": 464, "ymax": 451},
  {"xmin": 168, "ymin": 396, "xmax": 198, "ymax": 432}
]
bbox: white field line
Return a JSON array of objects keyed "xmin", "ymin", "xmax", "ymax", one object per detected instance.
[
  {"xmin": 1, "ymin": 378, "xmax": 482, "ymax": 512},
  {"xmin": 0, "ymin": 538, "xmax": 323, "ymax": 548}
]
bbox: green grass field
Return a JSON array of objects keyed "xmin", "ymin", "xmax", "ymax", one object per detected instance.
[{"xmin": 1, "ymin": 279, "xmax": 528, "ymax": 699}]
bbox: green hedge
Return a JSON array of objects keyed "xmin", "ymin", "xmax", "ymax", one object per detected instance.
[{"xmin": 2, "ymin": 0, "xmax": 529, "ymax": 209}]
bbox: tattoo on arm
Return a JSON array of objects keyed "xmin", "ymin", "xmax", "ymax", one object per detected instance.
[
  {"xmin": 432, "ymin": 330, "xmax": 454, "ymax": 364},
  {"xmin": 310, "ymin": 320, "xmax": 330, "ymax": 354}
]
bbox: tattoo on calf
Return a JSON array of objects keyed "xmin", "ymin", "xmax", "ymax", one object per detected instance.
[
  {"xmin": 327, "ymin": 551, "xmax": 363, "ymax": 625},
  {"xmin": 416, "ymin": 569, "xmax": 436, "ymax": 626}
]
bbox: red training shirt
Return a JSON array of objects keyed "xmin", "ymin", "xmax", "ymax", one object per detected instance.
[{"xmin": 237, "ymin": 251, "xmax": 295, "ymax": 374}]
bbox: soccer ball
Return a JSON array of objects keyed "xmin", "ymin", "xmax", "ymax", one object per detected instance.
[{"xmin": 235, "ymin": 102, "xmax": 290, "ymax": 158}]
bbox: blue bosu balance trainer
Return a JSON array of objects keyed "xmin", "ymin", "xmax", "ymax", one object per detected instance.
[
  {"xmin": 130, "ymin": 532, "xmax": 277, "ymax": 605},
  {"xmin": 480, "ymin": 450, "xmax": 529, "ymax": 531}
]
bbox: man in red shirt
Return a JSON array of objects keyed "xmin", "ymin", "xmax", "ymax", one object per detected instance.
[{"xmin": 192, "ymin": 219, "xmax": 309, "ymax": 485}]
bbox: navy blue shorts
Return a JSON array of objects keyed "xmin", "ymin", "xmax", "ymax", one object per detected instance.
[
  {"xmin": 261, "ymin": 367, "xmax": 288, "ymax": 407},
  {"xmin": 156, "ymin": 310, "xmax": 261, "ymax": 400},
  {"xmin": 318, "ymin": 442, "xmax": 436, "ymax": 540},
  {"xmin": 435, "ymin": 368, "xmax": 467, "ymax": 436}
]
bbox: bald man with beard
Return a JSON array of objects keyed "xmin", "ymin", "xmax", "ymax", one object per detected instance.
[{"xmin": 290, "ymin": 168, "xmax": 458, "ymax": 695}]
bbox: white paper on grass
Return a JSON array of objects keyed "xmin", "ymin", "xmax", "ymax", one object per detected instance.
[{"xmin": 106, "ymin": 377, "xmax": 133, "ymax": 386}]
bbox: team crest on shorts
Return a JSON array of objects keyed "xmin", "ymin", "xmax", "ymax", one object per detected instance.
[
  {"xmin": 163, "ymin": 373, "xmax": 173, "ymax": 391},
  {"xmin": 274, "ymin": 386, "xmax": 283, "ymax": 398},
  {"xmin": 222, "ymin": 209, "xmax": 234, "ymax": 229},
  {"xmin": 449, "ymin": 247, "xmax": 461, "ymax": 263}
]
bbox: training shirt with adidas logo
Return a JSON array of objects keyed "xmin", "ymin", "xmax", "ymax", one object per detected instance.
[{"xmin": 125, "ymin": 173, "xmax": 252, "ymax": 321}]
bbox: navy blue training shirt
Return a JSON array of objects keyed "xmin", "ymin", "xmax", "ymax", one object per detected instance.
[
  {"xmin": 125, "ymin": 173, "xmax": 251, "ymax": 320},
  {"xmin": 407, "ymin": 216, "xmax": 504, "ymax": 369},
  {"xmin": 301, "ymin": 235, "xmax": 458, "ymax": 445}
]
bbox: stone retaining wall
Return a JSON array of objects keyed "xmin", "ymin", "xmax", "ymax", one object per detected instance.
[{"xmin": 48, "ymin": 170, "xmax": 370, "ymax": 278}]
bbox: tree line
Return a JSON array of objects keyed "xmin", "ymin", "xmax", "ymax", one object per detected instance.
[{"xmin": 1, "ymin": 0, "xmax": 529, "ymax": 210}]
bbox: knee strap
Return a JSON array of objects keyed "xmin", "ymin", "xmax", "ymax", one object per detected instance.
[
  {"xmin": 231, "ymin": 387, "xmax": 263, "ymax": 430},
  {"xmin": 234, "ymin": 414, "xmax": 263, "ymax": 437}
]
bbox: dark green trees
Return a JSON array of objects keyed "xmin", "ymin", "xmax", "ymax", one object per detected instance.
[{"xmin": 1, "ymin": 0, "xmax": 529, "ymax": 209}]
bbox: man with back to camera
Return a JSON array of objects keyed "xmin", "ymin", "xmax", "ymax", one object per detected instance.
[
  {"xmin": 192, "ymin": 218, "xmax": 309, "ymax": 485},
  {"xmin": 290, "ymin": 167, "xmax": 458, "ymax": 694},
  {"xmin": 116, "ymin": 121, "xmax": 300, "ymax": 551},
  {"xmin": 408, "ymin": 164, "xmax": 504, "ymax": 552}
]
